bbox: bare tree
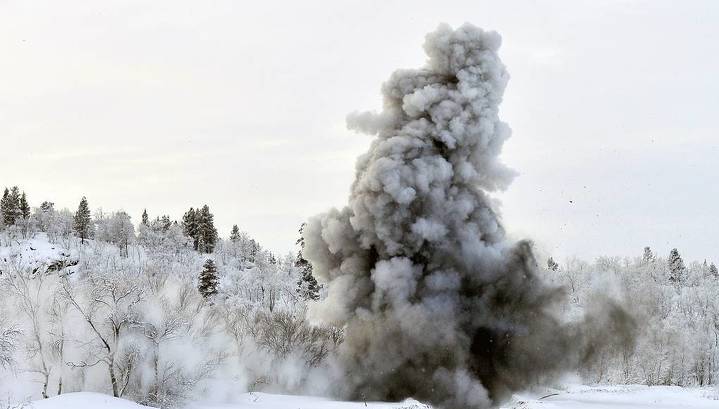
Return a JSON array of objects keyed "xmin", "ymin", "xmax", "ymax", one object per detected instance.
[
  {"xmin": 0, "ymin": 317, "xmax": 20, "ymax": 370},
  {"xmin": 61, "ymin": 270, "xmax": 144, "ymax": 397},
  {"xmin": 139, "ymin": 299, "xmax": 187, "ymax": 406},
  {"xmin": 3, "ymin": 266, "xmax": 52, "ymax": 398},
  {"xmin": 47, "ymin": 291, "xmax": 69, "ymax": 395}
]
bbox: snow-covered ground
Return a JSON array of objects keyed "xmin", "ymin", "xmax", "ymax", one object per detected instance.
[
  {"xmin": 22, "ymin": 385, "xmax": 719, "ymax": 409},
  {"xmin": 506, "ymin": 385, "xmax": 719, "ymax": 408}
]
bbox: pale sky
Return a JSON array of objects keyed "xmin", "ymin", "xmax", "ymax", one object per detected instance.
[{"xmin": 1, "ymin": 0, "xmax": 718, "ymax": 263}]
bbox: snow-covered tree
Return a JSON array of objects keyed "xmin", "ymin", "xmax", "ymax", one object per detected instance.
[
  {"xmin": 61, "ymin": 270, "xmax": 144, "ymax": 398},
  {"xmin": 642, "ymin": 246, "xmax": 655, "ymax": 264},
  {"xmin": 74, "ymin": 196, "xmax": 93, "ymax": 244},
  {"xmin": 182, "ymin": 208, "xmax": 199, "ymax": 250},
  {"xmin": 668, "ymin": 248, "xmax": 686, "ymax": 285},
  {"xmin": 198, "ymin": 259, "xmax": 218, "ymax": 299},
  {"xmin": 295, "ymin": 224, "xmax": 319, "ymax": 301},
  {"xmin": 196, "ymin": 205, "xmax": 217, "ymax": 254},
  {"xmin": 229, "ymin": 225, "xmax": 240, "ymax": 242},
  {"xmin": 0, "ymin": 316, "xmax": 20, "ymax": 370},
  {"xmin": 182, "ymin": 205, "xmax": 217, "ymax": 253},
  {"xmin": 18, "ymin": 192, "xmax": 30, "ymax": 220},
  {"xmin": 1, "ymin": 186, "xmax": 21, "ymax": 227},
  {"xmin": 35, "ymin": 201, "xmax": 56, "ymax": 232},
  {"xmin": 97, "ymin": 211, "xmax": 135, "ymax": 256}
]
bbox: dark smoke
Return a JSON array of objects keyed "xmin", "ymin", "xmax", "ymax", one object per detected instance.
[{"xmin": 303, "ymin": 23, "xmax": 635, "ymax": 408}]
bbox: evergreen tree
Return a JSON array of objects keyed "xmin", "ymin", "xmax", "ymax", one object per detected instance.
[
  {"xmin": 74, "ymin": 196, "xmax": 92, "ymax": 244},
  {"xmin": 710, "ymin": 262, "xmax": 718, "ymax": 279},
  {"xmin": 181, "ymin": 205, "xmax": 217, "ymax": 253},
  {"xmin": 295, "ymin": 223, "xmax": 320, "ymax": 301},
  {"xmin": 642, "ymin": 246, "xmax": 655, "ymax": 264},
  {"xmin": 247, "ymin": 239, "xmax": 259, "ymax": 263},
  {"xmin": 1, "ymin": 186, "xmax": 21, "ymax": 226},
  {"xmin": 230, "ymin": 225, "xmax": 240, "ymax": 242},
  {"xmin": 198, "ymin": 259, "xmax": 219, "ymax": 299},
  {"xmin": 197, "ymin": 205, "xmax": 218, "ymax": 253},
  {"xmin": 40, "ymin": 201, "xmax": 54, "ymax": 213},
  {"xmin": 668, "ymin": 248, "xmax": 686, "ymax": 285},
  {"xmin": 141, "ymin": 209, "xmax": 149, "ymax": 226},
  {"xmin": 1, "ymin": 188, "xmax": 11, "ymax": 227},
  {"xmin": 158, "ymin": 215, "xmax": 172, "ymax": 231},
  {"xmin": 547, "ymin": 257, "xmax": 559, "ymax": 272},
  {"xmin": 182, "ymin": 208, "xmax": 199, "ymax": 250},
  {"xmin": 18, "ymin": 192, "xmax": 30, "ymax": 220},
  {"xmin": 37, "ymin": 201, "xmax": 55, "ymax": 232}
]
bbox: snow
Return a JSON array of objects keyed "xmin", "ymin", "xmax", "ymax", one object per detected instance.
[
  {"xmin": 25, "ymin": 386, "xmax": 719, "ymax": 409},
  {"xmin": 504, "ymin": 385, "xmax": 719, "ymax": 409},
  {"xmin": 0, "ymin": 233, "xmax": 77, "ymax": 273},
  {"xmin": 31, "ymin": 392, "xmax": 148, "ymax": 409}
]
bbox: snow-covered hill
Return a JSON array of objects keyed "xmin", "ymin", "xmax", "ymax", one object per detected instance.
[
  {"xmin": 0, "ymin": 233, "xmax": 79, "ymax": 276},
  {"xmin": 24, "ymin": 386, "xmax": 719, "ymax": 409}
]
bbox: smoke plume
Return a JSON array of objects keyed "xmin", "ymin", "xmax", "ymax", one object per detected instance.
[{"xmin": 304, "ymin": 23, "xmax": 635, "ymax": 408}]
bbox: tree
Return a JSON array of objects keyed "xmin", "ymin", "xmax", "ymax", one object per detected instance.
[
  {"xmin": 0, "ymin": 315, "xmax": 20, "ymax": 370},
  {"xmin": 547, "ymin": 257, "xmax": 559, "ymax": 272},
  {"xmin": 40, "ymin": 201, "xmax": 54, "ymax": 213},
  {"xmin": 34, "ymin": 201, "xmax": 56, "ymax": 233},
  {"xmin": 198, "ymin": 259, "xmax": 219, "ymax": 299},
  {"xmin": 74, "ymin": 196, "xmax": 92, "ymax": 244},
  {"xmin": 709, "ymin": 262, "xmax": 718, "ymax": 278},
  {"xmin": 182, "ymin": 208, "xmax": 199, "ymax": 250},
  {"xmin": 108, "ymin": 212, "xmax": 135, "ymax": 257},
  {"xmin": 4, "ymin": 266, "xmax": 52, "ymax": 398},
  {"xmin": 642, "ymin": 246, "xmax": 655, "ymax": 264},
  {"xmin": 230, "ymin": 225, "xmax": 240, "ymax": 242},
  {"xmin": 1, "ymin": 186, "xmax": 21, "ymax": 226},
  {"xmin": 295, "ymin": 224, "xmax": 320, "ymax": 301},
  {"xmin": 19, "ymin": 192, "xmax": 30, "ymax": 220},
  {"xmin": 183, "ymin": 205, "xmax": 217, "ymax": 253},
  {"xmin": 197, "ymin": 205, "xmax": 218, "ymax": 253},
  {"xmin": 668, "ymin": 248, "xmax": 686, "ymax": 285},
  {"xmin": 61, "ymin": 271, "xmax": 144, "ymax": 398},
  {"xmin": 0, "ymin": 188, "xmax": 7, "ymax": 226},
  {"xmin": 141, "ymin": 209, "xmax": 149, "ymax": 226}
]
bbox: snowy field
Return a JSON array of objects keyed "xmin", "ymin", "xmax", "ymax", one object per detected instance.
[{"xmin": 22, "ymin": 386, "xmax": 719, "ymax": 409}]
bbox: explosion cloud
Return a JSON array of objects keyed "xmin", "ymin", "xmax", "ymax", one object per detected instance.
[{"xmin": 304, "ymin": 23, "xmax": 635, "ymax": 408}]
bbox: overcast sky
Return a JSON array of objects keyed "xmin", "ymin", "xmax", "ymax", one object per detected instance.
[{"xmin": 1, "ymin": 0, "xmax": 718, "ymax": 262}]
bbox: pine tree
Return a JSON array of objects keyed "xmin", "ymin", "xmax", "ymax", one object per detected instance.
[
  {"xmin": 547, "ymin": 257, "xmax": 559, "ymax": 272},
  {"xmin": 18, "ymin": 192, "xmax": 30, "ymax": 220},
  {"xmin": 1, "ymin": 188, "xmax": 11, "ymax": 227},
  {"xmin": 230, "ymin": 225, "xmax": 240, "ymax": 242},
  {"xmin": 710, "ymin": 263, "xmax": 718, "ymax": 279},
  {"xmin": 182, "ymin": 208, "xmax": 199, "ymax": 250},
  {"xmin": 295, "ymin": 223, "xmax": 320, "ymax": 301},
  {"xmin": 74, "ymin": 196, "xmax": 92, "ymax": 244},
  {"xmin": 197, "ymin": 205, "xmax": 218, "ymax": 253},
  {"xmin": 247, "ymin": 239, "xmax": 259, "ymax": 263},
  {"xmin": 141, "ymin": 209, "xmax": 149, "ymax": 226},
  {"xmin": 1, "ymin": 187, "xmax": 21, "ymax": 226},
  {"xmin": 40, "ymin": 201, "xmax": 54, "ymax": 212},
  {"xmin": 198, "ymin": 259, "xmax": 219, "ymax": 299},
  {"xmin": 642, "ymin": 246, "xmax": 655, "ymax": 264},
  {"xmin": 668, "ymin": 248, "xmax": 686, "ymax": 285},
  {"xmin": 159, "ymin": 215, "xmax": 172, "ymax": 231}
]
